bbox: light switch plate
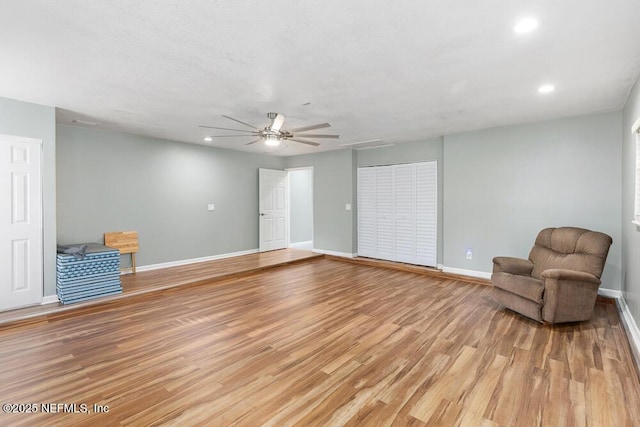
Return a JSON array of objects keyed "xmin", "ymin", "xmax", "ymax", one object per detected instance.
[
  {"xmin": 207, "ymin": 204, "xmax": 215, "ymax": 211},
  {"xmin": 345, "ymin": 203, "xmax": 352, "ymax": 211}
]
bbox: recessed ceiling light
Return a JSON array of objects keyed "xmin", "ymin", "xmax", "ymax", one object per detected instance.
[
  {"xmin": 538, "ymin": 84, "xmax": 555, "ymax": 94},
  {"xmin": 203, "ymin": 136, "xmax": 213, "ymax": 142},
  {"xmin": 514, "ymin": 17, "xmax": 539, "ymax": 34}
]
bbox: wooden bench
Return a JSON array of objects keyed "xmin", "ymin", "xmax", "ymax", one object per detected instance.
[{"xmin": 104, "ymin": 231, "xmax": 139, "ymax": 274}]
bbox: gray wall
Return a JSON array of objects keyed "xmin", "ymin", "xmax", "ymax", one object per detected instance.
[
  {"xmin": 288, "ymin": 168, "xmax": 313, "ymax": 243},
  {"xmin": 285, "ymin": 150, "xmax": 356, "ymax": 254},
  {"xmin": 622, "ymin": 75, "xmax": 640, "ymax": 326},
  {"xmin": 443, "ymin": 111, "xmax": 622, "ymax": 291},
  {"xmin": 0, "ymin": 97, "xmax": 57, "ymax": 296},
  {"xmin": 357, "ymin": 138, "xmax": 444, "ymax": 264},
  {"xmin": 57, "ymin": 124, "xmax": 284, "ymax": 267}
]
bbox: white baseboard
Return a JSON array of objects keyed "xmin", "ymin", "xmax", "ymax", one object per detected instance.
[
  {"xmin": 598, "ymin": 288, "xmax": 623, "ymax": 299},
  {"xmin": 313, "ymin": 248, "xmax": 357, "ymax": 258},
  {"xmin": 616, "ymin": 296, "xmax": 640, "ymax": 369},
  {"xmin": 42, "ymin": 295, "xmax": 59, "ymax": 305},
  {"xmin": 135, "ymin": 249, "xmax": 259, "ymax": 273},
  {"xmin": 289, "ymin": 240, "xmax": 313, "ymax": 250},
  {"xmin": 441, "ymin": 266, "xmax": 492, "ymax": 280}
]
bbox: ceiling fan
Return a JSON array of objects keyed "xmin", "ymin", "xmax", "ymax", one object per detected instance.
[{"xmin": 199, "ymin": 112, "xmax": 339, "ymax": 147}]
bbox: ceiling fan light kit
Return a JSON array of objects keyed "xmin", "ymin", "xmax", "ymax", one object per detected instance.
[
  {"xmin": 263, "ymin": 133, "xmax": 281, "ymax": 147},
  {"xmin": 199, "ymin": 112, "xmax": 339, "ymax": 148}
]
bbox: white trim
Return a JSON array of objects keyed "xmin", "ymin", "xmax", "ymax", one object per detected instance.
[
  {"xmin": 134, "ymin": 249, "xmax": 259, "ymax": 273},
  {"xmin": 634, "ymin": 128, "xmax": 640, "ymax": 222},
  {"xmin": 632, "ymin": 220, "xmax": 640, "ymax": 227},
  {"xmin": 616, "ymin": 296, "xmax": 640, "ymax": 369},
  {"xmin": 286, "ymin": 170, "xmax": 290, "ymax": 249},
  {"xmin": 313, "ymin": 248, "xmax": 357, "ymax": 258},
  {"xmin": 437, "ymin": 263, "xmax": 445, "ymax": 270},
  {"xmin": 41, "ymin": 295, "xmax": 59, "ymax": 305},
  {"xmin": 441, "ymin": 266, "xmax": 492, "ymax": 280},
  {"xmin": 0, "ymin": 134, "xmax": 43, "ymax": 145},
  {"xmin": 285, "ymin": 166, "xmax": 315, "ymax": 172},
  {"xmin": 598, "ymin": 288, "xmax": 622, "ymax": 299},
  {"xmin": 289, "ymin": 240, "xmax": 313, "ymax": 250},
  {"xmin": 632, "ymin": 115, "xmax": 640, "ymax": 134}
]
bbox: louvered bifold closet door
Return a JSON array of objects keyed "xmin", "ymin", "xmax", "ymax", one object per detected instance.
[
  {"xmin": 394, "ymin": 164, "xmax": 416, "ymax": 264},
  {"xmin": 375, "ymin": 166, "xmax": 395, "ymax": 261},
  {"xmin": 356, "ymin": 161, "xmax": 437, "ymax": 267},
  {"xmin": 357, "ymin": 167, "xmax": 377, "ymax": 258},
  {"xmin": 416, "ymin": 162, "xmax": 437, "ymax": 267}
]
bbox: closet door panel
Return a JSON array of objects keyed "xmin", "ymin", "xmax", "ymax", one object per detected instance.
[
  {"xmin": 357, "ymin": 167, "xmax": 377, "ymax": 258},
  {"xmin": 375, "ymin": 166, "xmax": 395, "ymax": 261},
  {"xmin": 394, "ymin": 164, "xmax": 416, "ymax": 263},
  {"xmin": 416, "ymin": 162, "xmax": 437, "ymax": 267}
]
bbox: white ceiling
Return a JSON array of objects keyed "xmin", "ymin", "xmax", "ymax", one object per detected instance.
[{"xmin": 1, "ymin": 1, "xmax": 639, "ymax": 156}]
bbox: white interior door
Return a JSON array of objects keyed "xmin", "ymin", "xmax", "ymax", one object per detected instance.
[
  {"xmin": 259, "ymin": 168, "xmax": 288, "ymax": 252},
  {"xmin": 0, "ymin": 135, "xmax": 43, "ymax": 311}
]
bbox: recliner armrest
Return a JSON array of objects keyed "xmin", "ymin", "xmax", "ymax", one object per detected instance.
[
  {"xmin": 540, "ymin": 269, "xmax": 600, "ymax": 284},
  {"xmin": 492, "ymin": 256, "xmax": 534, "ymax": 276},
  {"xmin": 540, "ymin": 268, "xmax": 601, "ymax": 323}
]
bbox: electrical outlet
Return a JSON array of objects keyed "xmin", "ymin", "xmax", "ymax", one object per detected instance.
[
  {"xmin": 207, "ymin": 204, "xmax": 215, "ymax": 211},
  {"xmin": 466, "ymin": 248, "xmax": 473, "ymax": 260}
]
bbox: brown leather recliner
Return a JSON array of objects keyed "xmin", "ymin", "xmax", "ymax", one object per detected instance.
[{"xmin": 492, "ymin": 227, "xmax": 612, "ymax": 324}]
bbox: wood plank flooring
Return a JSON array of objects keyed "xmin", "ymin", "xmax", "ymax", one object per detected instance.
[
  {"xmin": 0, "ymin": 248, "xmax": 321, "ymax": 327},
  {"xmin": 0, "ymin": 258, "xmax": 638, "ymax": 426}
]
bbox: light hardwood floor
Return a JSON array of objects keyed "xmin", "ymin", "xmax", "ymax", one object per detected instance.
[
  {"xmin": 0, "ymin": 258, "xmax": 638, "ymax": 426},
  {"xmin": 0, "ymin": 248, "xmax": 321, "ymax": 327}
]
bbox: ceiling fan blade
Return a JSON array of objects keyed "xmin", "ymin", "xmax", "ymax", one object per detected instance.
[
  {"xmin": 245, "ymin": 139, "xmax": 262, "ymax": 146},
  {"xmin": 270, "ymin": 113, "xmax": 286, "ymax": 132},
  {"xmin": 292, "ymin": 134, "xmax": 339, "ymax": 139},
  {"xmin": 207, "ymin": 134, "xmax": 260, "ymax": 137},
  {"xmin": 199, "ymin": 125, "xmax": 256, "ymax": 133},
  {"xmin": 222, "ymin": 115, "xmax": 259, "ymax": 130},
  {"xmin": 290, "ymin": 138, "xmax": 320, "ymax": 147},
  {"xmin": 288, "ymin": 123, "xmax": 331, "ymax": 133}
]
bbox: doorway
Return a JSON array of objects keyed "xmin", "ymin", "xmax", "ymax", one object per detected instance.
[{"xmin": 287, "ymin": 167, "xmax": 313, "ymax": 251}]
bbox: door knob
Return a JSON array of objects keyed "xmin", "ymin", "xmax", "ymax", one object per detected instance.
[{"xmin": 259, "ymin": 213, "xmax": 266, "ymax": 216}]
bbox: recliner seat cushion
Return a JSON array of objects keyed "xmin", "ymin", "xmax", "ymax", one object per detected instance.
[{"xmin": 491, "ymin": 272, "xmax": 543, "ymax": 303}]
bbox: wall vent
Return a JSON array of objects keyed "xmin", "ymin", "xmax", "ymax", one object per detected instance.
[{"xmin": 340, "ymin": 139, "xmax": 395, "ymax": 150}]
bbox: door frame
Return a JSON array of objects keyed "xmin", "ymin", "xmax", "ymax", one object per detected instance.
[
  {"xmin": 285, "ymin": 166, "xmax": 314, "ymax": 250},
  {"xmin": 0, "ymin": 134, "xmax": 44, "ymax": 310}
]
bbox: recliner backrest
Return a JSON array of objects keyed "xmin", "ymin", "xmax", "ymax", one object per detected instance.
[{"xmin": 528, "ymin": 227, "xmax": 612, "ymax": 280}]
